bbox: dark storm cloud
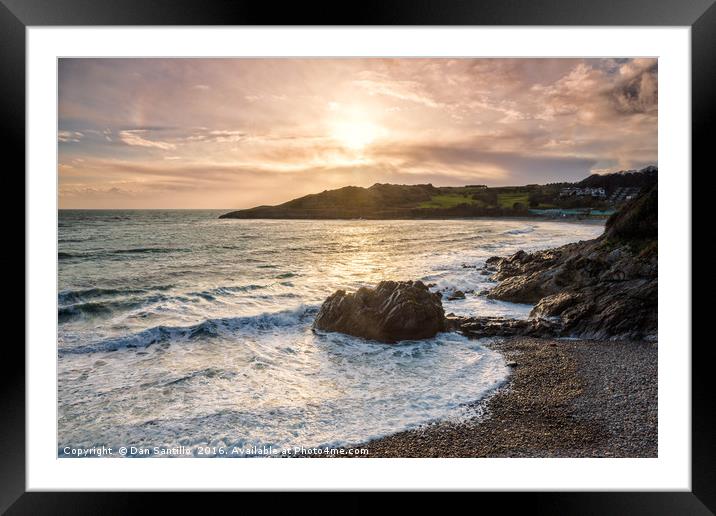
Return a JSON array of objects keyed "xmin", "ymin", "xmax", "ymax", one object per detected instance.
[{"xmin": 610, "ymin": 61, "xmax": 658, "ymax": 114}]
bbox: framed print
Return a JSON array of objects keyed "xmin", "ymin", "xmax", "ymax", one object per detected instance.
[{"xmin": 6, "ymin": 0, "xmax": 713, "ymax": 512}]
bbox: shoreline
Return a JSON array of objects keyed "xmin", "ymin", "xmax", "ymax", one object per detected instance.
[
  {"xmin": 217, "ymin": 215, "xmax": 608, "ymax": 224},
  {"xmin": 350, "ymin": 336, "xmax": 657, "ymax": 458}
]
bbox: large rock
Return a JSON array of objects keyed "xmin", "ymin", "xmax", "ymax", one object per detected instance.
[
  {"xmin": 485, "ymin": 244, "xmax": 595, "ymax": 304},
  {"xmin": 313, "ymin": 280, "xmax": 445, "ymax": 343},
  {"xmin": 530, "ymin": 279, "xmax": 657, "ymax": 340}
]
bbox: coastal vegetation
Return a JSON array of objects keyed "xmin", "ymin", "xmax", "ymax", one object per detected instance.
[{"xmin": 418, "ymin": 193, "xmax": 481, "ymax": 209}]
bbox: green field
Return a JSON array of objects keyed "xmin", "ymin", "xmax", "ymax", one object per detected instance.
[
  {"xmin": 497, "ymin": 192, "xmax": 529, "ymax": 208},
  {"xmin": 418, "ymin": 194, "xmax": 480, "ymax": 209}
]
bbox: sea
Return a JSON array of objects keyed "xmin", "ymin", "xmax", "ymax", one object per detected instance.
[{"xmin": 57, "ymin": 210, "xmax": 604, "ymax": 457}]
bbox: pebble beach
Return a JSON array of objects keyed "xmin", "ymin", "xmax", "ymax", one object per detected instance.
[{"xmin": 355, "ymin": 337, "xmax": 658, "ymax": 458}]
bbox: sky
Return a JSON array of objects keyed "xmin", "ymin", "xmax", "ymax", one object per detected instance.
[{"xmin": 58, "ymin": 58, "xmax": 657, "ymax": 209}]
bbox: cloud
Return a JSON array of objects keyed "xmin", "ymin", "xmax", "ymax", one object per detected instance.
[
  {"xmin": 118, "ymin": 130, "xmax": 176, "ymax": 150},
  {"xmin": 185, "ymin": 129, "xmax": 247, "ymax": 143},
  {"xmin": 59, "ymin": 183, "xmax": 139, "ymax": 198},
  {"xmin": 353, "ymin": 72, "xmax": 442, "ymax": 108},
  {"xmin": 609, "ymin": 60, "xmax": 658, "ymax": 114},
  {"xmin": 58, "ymin": 130, "xmax": 83, "ymax": 143},
  {"xmin": 370, "ymin": 140, "xmax": 598, "ymax": 184}
]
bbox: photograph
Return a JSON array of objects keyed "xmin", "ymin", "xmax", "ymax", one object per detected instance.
[{"xmin": 57, "ymin": 57, "xmax": 658, "ymax": 459}]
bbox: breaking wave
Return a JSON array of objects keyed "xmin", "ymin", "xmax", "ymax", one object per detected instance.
[{"xmin": 59, "ymin": 306, "xmax": 319, "ymax": 355}]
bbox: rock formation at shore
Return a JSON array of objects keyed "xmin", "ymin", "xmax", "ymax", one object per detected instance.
[
  {"xmin": 313, "ymin": 280, "xmax": 445, "ymax": 343},
  {"xmin": 465, "ymin": 185, "xmax": 657, "ymax": 341},
  {"xmin": 445, "ymin": 314, "xmax": 561, "ymax": 338}
]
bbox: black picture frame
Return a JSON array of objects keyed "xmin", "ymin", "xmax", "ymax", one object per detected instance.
[{"xmin": 5, "ymin": 0, "xmax": 712, "ymax": 512}]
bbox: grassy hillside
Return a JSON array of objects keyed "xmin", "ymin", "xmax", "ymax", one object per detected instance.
[
  {"xmin": 418, "ymin": 193, "xmax": 482, "ymax": 209},
  {"xmin": 497, "ymin": 192, "xmax": 530, "ymax": 209}
]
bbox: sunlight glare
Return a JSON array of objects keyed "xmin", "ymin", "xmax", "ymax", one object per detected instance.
[{"xmin": 331, "ymin": 120, "xmax": 381, "ymax": 151}]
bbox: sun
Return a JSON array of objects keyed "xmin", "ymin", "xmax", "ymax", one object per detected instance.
[{"xmin": 331, "ymin": 120, "xmax": 381, "ymax": 151}]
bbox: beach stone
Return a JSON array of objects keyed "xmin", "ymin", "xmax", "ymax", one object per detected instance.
[
  {"xmin": 313, "ymin": 280, "xmax": 445, "ymax": 343},
  {"xmin": 447, "ymin": 290, "xmax": 466, "ymax": 300}
]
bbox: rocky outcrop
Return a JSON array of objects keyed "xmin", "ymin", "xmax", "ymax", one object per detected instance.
[
  {"xmin": 484, "ymin": 246, "xmax": 575, "ymax": 304},
  {"xmin": 446, "ymin": 314, "xmax": 561, "ymax": 338},
  {"xmin": 313, "ymin": 280, "xmax": 445, "ymax": 343},
  {"xmin": 482, "ymin": 185, "xmax": 658, "ymax": 341}
]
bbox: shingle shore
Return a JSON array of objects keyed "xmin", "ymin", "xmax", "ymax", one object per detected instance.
[{"xmin": 350, "ymin": 337, "xmax": 657, "ymax": 458}]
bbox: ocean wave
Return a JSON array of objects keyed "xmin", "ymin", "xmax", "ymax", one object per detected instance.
[
  {"xmin": 58, "ymin": 237, "xmax": 94, "ymax": 243},
  {"xmin": 501, "ymin": 225, "xmax": 535, "ymax": 235},
  {"xmin": 58, "ymin": 247, "xmax": 191, "ymax": 260},
  {"xmin": 377, "ymin": 230, "xmax": 492, "ymax": 246},
  {"xmin": 142, "ymin": 367, "xmax": 239, "ymax": 389},
  {"xmin": 111, "ymin": 247, "xmax": 192, "ymax": 255},
  {"xmin": 58, "ymin": 251, "xmax": 87, "ymax": 260},
  {"xmin": 59, "ymin": 285, "xmax": 173, "ymax": 305},
  {"xmin": 59, "ymin": 294, "xmax": 169, "ymax": 323},
  {"xmin": 188, "ymin": 284, "xmax": 267, "ymax": 301},
  {"xmin": 59, "ymin": 305, "xmax": 319, "ymax": 356},
  {"xmin": 59, "ymin": 283, "xmax": 279, "ymax": 320}
]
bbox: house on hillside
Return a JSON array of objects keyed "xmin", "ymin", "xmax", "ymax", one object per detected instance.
[
  {"xmin": 608, "ymin": 186, "xmax": 642, "ymax": 204},
  {"xmin": 559, "ymin": 187, "xmax": 606, "ymax": 198}
]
